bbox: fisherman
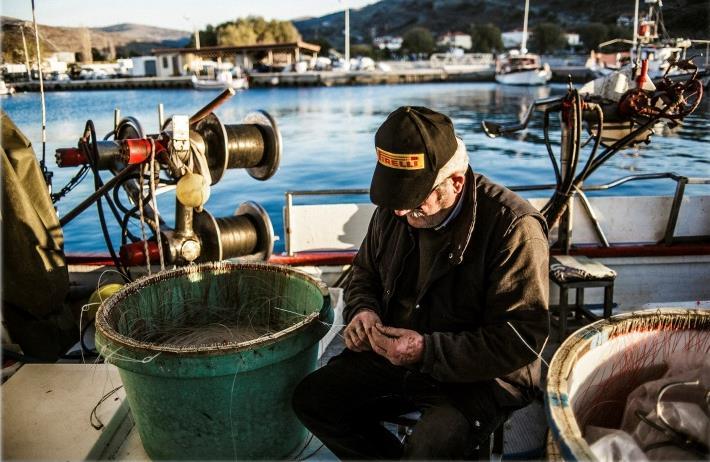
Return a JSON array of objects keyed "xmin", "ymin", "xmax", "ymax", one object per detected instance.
[{"xmin": 292, "ymin": 106, "xmax": 550, "ymax": 460}]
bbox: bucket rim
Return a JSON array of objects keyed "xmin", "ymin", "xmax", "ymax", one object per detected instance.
[
  {"xmin": 544, "ymin": 308, "xmax": 710, "ymax": 461},
  {"xmin": 95, "ymin": 261, "xmax": 331, "ymax": 356}
]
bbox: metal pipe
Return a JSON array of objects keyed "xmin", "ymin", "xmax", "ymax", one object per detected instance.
[
  {"xmin": 175, "ymin": 202, "xmax": 194, "ymax": 237},
  {"xmin": 574, "ymin": 186, "xmax": 610, "ymax": 247},
  {"xmin": 482, "ymin": 98, "xmax": 563, "ymax": 138},
  {"xmin": 284, "ymin": 174, "xmax": 709, "ymax": 199},
  {"xmin": 663, "ymin": 177, "xmax": 688, "ymax": 244},
  {"xmin": 189, "ymin": 88, "xmax": 236, "ymax": 125},
  {"xmin": 114, "ymin": 108, "xmax": 120, "ymax": 131},
  {"xmin": 287, "ymin": 188, "xmax": 370, "ymax": 197},
  {"xmin": 158, "ymin": 103, "xmax": 164, "ymax": 130},
  {"xmin": 285, "ymin": 192, "xmax": 293, "ymax": 256},
  {"xmin": 59, "ymin": 163, "xmax": 139, "ymax": 227}
]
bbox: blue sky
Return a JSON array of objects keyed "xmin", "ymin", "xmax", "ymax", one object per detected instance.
[{"xmin": 1, "ymin": 0, "xmax": 376, "ymax": 30}]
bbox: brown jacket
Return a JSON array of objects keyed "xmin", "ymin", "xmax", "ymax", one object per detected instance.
[{"xmin": 344, "ymin": 167, "xmax": 550, "ymax": 406}]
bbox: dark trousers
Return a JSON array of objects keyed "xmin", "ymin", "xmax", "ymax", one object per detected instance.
[{"xmin": 292, "ymin": 350, "xmax": 507, "ymax": 460}]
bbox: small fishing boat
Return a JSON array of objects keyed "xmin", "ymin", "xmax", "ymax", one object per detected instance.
[
  {"xmin": 191, "ymin": 70, "xmax": 248, "ymax": 90},
  {"xmin": 495, "ymin": 0, "xmax": 551, "ymax": 86},
  {"xmin": 601, "ymin": 0, "xmax": 703, "ymax": 81},
  {"xmin": 495, "ymin": 50, "xmax": 552, "ymax": 85}
]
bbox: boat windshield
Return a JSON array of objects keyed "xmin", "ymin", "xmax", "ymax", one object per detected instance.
[{"xmin": 508, "ymin": 57, "xmax": 539, "ymax": 68}]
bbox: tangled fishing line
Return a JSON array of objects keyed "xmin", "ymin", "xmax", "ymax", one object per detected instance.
[{"xmin": 100, "ymin": 272, "xmax": 327, "ymax": 352}]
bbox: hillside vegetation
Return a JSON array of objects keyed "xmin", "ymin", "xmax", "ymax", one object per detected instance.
[
  {"xmin": 1, "ymin": 17, "xmax": 189, "ymax": 63},
  {"xmin": 293, "ymin": 0, "xmax": 709, "ymax": 49}
]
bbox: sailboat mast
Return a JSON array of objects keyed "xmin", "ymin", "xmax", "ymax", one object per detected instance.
[
  {"xmin": 19, "ymin": 25, "xmax": 32, "ymax": 81},
  {"xmin": 632, "ymin": 0, "xmax": 639, "ymax": 49},
  {"xmin": 521, "ymin": 0, "xmax": 529, "ymax": 54},
  {"xmin": 345, "ymin": 7, "xmax": 350, "ymax": 64}
]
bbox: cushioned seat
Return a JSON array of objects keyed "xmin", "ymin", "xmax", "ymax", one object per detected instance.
[{"xmin": 549, "ymin": 255, "xmax": 616, "ymax": 339}]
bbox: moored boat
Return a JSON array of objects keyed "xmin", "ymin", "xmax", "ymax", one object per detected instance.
[
  {"xmin": 495, "ymin": 0, "xmax": 551, "ymax": 86},
  {"xmin": 495, "ymin": 51, "xmax": 552, "ymax": 85},
  {"xmin": 0, "ymin": 80, "xmax": 16, "ymax": 96},
  {"xmin": 600, "ymin": 0, "xmax": 707, "ymax": 81},
  {"xmin": 191, "ymin": 70, "xmax": 248, "ymax": 90}
]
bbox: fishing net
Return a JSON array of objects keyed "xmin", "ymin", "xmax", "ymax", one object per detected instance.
[
  {"xmin": 565, "ymin": 312, "xmax": 710, "ymax": 429},
  {"xmin": 548, "ymin": 309, "xmax": 710, "ymax": 461},
  {"xmin": 97, "ymin": 261, "xmax": 328, "ymax": 353}
]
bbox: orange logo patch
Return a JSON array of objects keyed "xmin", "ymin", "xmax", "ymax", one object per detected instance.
[{"xmin": 376, "ymin": 147, "xmax": 425, "ymax": 170}]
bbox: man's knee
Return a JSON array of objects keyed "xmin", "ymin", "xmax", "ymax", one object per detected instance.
[
  {"xmin": 403, "ymin": 406, "xmax": 488, "ymax": 459},
  {"xmin": 292, "ymin": 371, "xmax": 320, "ymax": 424},
  {"xmin": 292, "ymin": 365, "xmax": 349, "ymax": 426}
]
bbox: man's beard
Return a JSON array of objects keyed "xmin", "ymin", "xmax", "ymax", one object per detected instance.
[{"xmin": 406, "ymin": 209, "xmax": 445, "ymax": 228}]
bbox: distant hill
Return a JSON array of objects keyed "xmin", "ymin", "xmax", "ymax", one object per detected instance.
[
  {"xmin": 293, "ymin": 0, "xmax": 709, "ymax": 49},
  {"xmin": 1, "ymin": 17, "xmax": 190, "ymax": 62},
  {"xmin": 2, "ymin": 0, "xmax": 706, "ymax": 64}
]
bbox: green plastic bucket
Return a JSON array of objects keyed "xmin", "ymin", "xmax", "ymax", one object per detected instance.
[
  {"xmin": 545, "ymin": 309, "xmax": 710, "ymax": 460},
  {"xmin": 95, "ymin": 262, "xmax": 332, "ymax": 460}
]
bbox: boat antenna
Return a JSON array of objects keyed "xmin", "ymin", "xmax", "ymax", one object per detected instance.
[
  {"xmin": 521, "ymin": 0, "xmax": 529, "ymax": 54},
  {"xmin": 30, "ymin": 0, "xmax": 51, "ymax": 190},
  {"xmin": 632, "ymin": 0, "xmax": 640, "ymax": 65}
]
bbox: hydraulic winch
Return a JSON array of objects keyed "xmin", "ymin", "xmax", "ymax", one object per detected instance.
[{"xmin": 55, "ymin": 88, "xmax": 281, "ymax": 274}]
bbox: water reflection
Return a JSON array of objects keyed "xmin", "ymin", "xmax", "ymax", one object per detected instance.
[{"xmin": 2, "ymin": 82, "xmax": 707, "ymax": 253}]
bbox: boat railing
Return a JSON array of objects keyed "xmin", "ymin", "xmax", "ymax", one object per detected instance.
[
  {"xmin": 508, "ymin": 173, "xmax": 710, "ymax": 247},
  {"xmin": 283, "ymin": 173, "xmax": 709, "ymax": 255}
]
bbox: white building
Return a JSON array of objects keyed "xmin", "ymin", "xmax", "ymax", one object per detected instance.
[
  {"xmin": 154, "ymin": 52, "xmax": 185, "ymax": 77},
  {"xmin": 437, "ymin": 32, "xmax": 472, "ymax": 50},
  {"xmin": 373, "ymin": 36, "xmax": 403, "ymax": 51},
  {"xmin": 130, "ymin": 56, "xmax": 158, "ymax": 77},
  {"xmin": 45, "ymin": 56, "xmax": 68, "ymax": 74},
  {"xmin": 565, "ymin": 33, "xmax": 581, "ymax": 47},
  {"xmin": 49, "ymin": 52, "xmax": 76, "ymax": 64}
]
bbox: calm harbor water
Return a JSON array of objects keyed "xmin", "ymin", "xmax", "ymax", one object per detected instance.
[{"xmin": 2, "ymin": 83, "xmax": 708, "ymax": 254}]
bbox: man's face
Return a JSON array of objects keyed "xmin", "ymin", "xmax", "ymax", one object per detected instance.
[{"xmin": 393, "ymin": 173, "xmax": 464, "ymax": 228}]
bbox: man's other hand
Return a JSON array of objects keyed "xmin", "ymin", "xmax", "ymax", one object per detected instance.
[
  {"xmin": 344, "ymin": 309, "xmax": 381, "ymax": 352},
  {"xmin": 370, "ymin": 323, "xmax": 424, "ymax": 366}
]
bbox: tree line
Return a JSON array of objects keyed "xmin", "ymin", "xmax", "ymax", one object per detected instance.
[
  {"xmin": 190, "ymin": 16, "xmax": 301, "ymax": 47},
  {"xmin": 397, "ymin": 22, "xmax": 632, "ymax": 56},
  {"xmin": 190, "ymin": 15, "xmax": 634, "ymax": 58}
]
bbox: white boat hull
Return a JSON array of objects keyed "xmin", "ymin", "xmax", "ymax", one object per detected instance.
[
  {"xmin": 496, "ymin": 67, "xmax": 551, "ymax": 85},
  {"xmin": 0, "ymin": 81, "xmax": 15, "ymax": 95},
  {"xmin": 191, "ymin": 76, "xmax": 248, "ymax": 91}
]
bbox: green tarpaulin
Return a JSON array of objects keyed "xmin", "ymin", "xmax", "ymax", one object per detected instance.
[{"xmin": 1, "ymin": 110, "xmax": 75, "ymax": 360}]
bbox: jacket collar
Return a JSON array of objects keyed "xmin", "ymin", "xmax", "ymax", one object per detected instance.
[
  {"xmin": 389, "ymin": 166, "xmax": 477, "ymax": 265},
  {"xmin": 446, "ymin": 166, "xmax": 477, "ymax": 265}
]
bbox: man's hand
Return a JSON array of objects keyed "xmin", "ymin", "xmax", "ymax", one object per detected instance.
[
  {"xmin": 370, "ymin": 323, "xmax": 424, "ymax": 366},
  {"xmin": 343, "ymin": 309, "xmax": 381, "ymax": 352}
]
